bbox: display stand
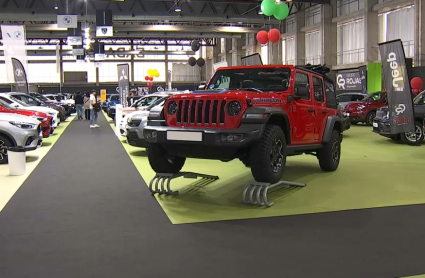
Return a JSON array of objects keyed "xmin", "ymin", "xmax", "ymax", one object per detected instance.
[
  {"xmin": 242, "ymin": 180, "xmax": 307, "ymax": 207},
  {"xmin": 149, "ymin": 172, "xmax": 219, "ymax": 195}
]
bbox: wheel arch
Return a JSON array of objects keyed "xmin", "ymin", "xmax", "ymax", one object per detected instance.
[
  {"xmin": 0, "ymin": 131, "xmax": 17, "ymax": 146},
  {"xmin": 322, "ymin": 116, "xmax": 342, "ymax": 143}
]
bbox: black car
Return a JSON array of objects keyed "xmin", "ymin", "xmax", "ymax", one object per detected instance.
[
  {"xmin": 19, "ymin": 92, "xmax": 67, "ymax": 121},
  {"xmin": 373, "ymin": 91, "xmax": 425, "ymax": 145}
]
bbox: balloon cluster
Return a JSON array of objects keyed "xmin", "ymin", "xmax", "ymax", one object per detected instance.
[
  {"xmin": 260, "ymin": 0, "xmax": 289, "ymax": 21},
  {"xmin": 145, "ymin": 69, "xmax": 160, "ymax": 87},
  {"xmin": 188, "ymin": 57, "xmax": 205, "ymax": 67},
  {"xmin": 411, "ymin": 77, "xmax": 423, "ymax": 94},
  {"xmin": 256, "ymin": 28, "xmax": 281, "ymax": 45}
]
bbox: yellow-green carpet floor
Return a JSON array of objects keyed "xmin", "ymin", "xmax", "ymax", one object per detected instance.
[{"xmin": 113, "ymin": 120, "xmax": 425, "ymax": 224}]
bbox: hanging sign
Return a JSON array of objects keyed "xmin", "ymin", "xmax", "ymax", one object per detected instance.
[
  {"xmin": 57, "ymin": 15, "xmax": 78, "ymax": 29},
  {"xmin": 0, "ymin": 25, "xmax": 28, "ymax": 82}
]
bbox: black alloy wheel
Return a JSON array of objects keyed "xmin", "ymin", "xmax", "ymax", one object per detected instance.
[{"xmin": 317, "ymin": 130, "xmax": 341, "ymax": 172}]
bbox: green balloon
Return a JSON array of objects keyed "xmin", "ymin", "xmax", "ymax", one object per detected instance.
[
  {"xmin": 274, "ymin": 3, "xmax": 289, "ymax": 21},
  {"xmin": 261, "ymin": 0, "xmax": 277, "ymax": 17}
]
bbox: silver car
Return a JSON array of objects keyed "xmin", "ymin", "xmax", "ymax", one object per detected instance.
[
  {"xmin": 0, "ymin": 112, "xmax": 43, "ymax": 164},
  {"xmin": 336, "ymin": 92, "xmax": 368, "ymax": 108}
]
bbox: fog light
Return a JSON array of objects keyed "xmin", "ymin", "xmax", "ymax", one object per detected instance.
[
  {"xmin": 146, "ymin": 130, "xmax": 157, "ymax": 139},
  {"xmin": 221, "ymin": 134, "xmax": 243, "ymax": 142}
]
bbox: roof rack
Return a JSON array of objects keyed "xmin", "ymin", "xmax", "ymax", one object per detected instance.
[{"xmin": 297, "ymin": 64, "xmax": 331, "ymax": 75}]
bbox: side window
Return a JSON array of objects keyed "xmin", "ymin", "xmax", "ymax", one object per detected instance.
[
  {"xmin": 0, "ymin": 96, "xmax": 12, "ymax": 104},
  {"xmin": 351, "ymin": 95, "xmax": 364, "ymax": 101},
  {"xmin": 337, "ymin": 95, "xmax": 350, "ymax": 102},
  {"xmin": 324, "ymin": 80, "xmax": 337, "ymax": 109},
  {"xmin": 294, "ymin": 72, "xmax": 311, "ymax": 100},
  {"xmin": 312, "ymin": 77, "xmax": 324, "ymax": 102}
]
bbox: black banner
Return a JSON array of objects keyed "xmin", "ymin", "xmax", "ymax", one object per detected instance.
[
  {"xmin": 11, "ymin": 57, "xmax": 29, "ymax": 95},
  {"xmin": 378, "ymin": 39, "xmax": 415, "ymax": 134},
  {"xmin": 117, "ymin": 64, "xmax": 129, "ymax": 108}
]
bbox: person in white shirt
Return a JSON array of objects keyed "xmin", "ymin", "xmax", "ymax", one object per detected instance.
[{"xmin": 89, "ymin": 90, "xmax": 100, "ymax": 128}]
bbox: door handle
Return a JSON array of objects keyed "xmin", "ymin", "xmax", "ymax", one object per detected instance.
[
  {"xmin": 308, "ymin": 109, "xmax": 315, "ymax": 113},
  {"xmin": 322, "ymin": 110, "xmax": 328, "ymax": 114}
]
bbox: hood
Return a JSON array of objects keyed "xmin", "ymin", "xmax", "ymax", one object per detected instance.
[
  {"xmin": 0, "ymin": 112, "xmax": 40, "ymax": 124},
  {"xmin": 344, "ymin": 101, "xmax": 373, "ymax": 111},
  {"xmin": 121, "ymin": 110, "xmax": 149, "ymax": 123},
  {"xmin": 20, "ymin": 106, "xmax": 58, "ymax": 115}
]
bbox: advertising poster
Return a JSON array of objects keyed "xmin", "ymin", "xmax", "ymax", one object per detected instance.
[
  {"xmin": 0, "ymin": 25, "xmax": 27, "ymax": 82},
  {"xmin": 11, "ymin": 58, "xmax": 29, "ymax": 94},
  {"xmin": 100, "ymin": 89, "xmax": 107, "ymax": 102},
  {"xmin": 117, "ymin": 64, "xmax": 129, "ymax": 108},
  {"xmin": 378, "ymin": 39, "xmax": 415, "ymax": 134}
]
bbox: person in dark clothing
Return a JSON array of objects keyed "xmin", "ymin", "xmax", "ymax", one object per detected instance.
[
  {"xmin": 83, "ymin": 92, "xmax": 91, "ymax": 120},
  {"xmin": 74, "ymin": 92, "xmax": 84, "ymax": 120}
]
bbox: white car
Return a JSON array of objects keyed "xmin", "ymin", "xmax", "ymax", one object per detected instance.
[
  {"xmin": 0, "ymin": 112, "xmax": 43, "ymax": 164},
  {"xmin": 119, "ymin": 110, "xmax": 149, "ymax": 136},
  {"xmin": 0, "ymin": 93, "xmax": 60, "ymax": 128}
]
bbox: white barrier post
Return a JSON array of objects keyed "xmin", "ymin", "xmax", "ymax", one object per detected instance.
[{"xmin": 115, "ymin": 104, "xmax": 123, "ymax": 136}]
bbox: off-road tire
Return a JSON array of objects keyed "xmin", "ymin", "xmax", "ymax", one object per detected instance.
[
  {"xmin": 365, "ymin": 111, "xmax": 376, "ymax": 126},
  {"xmin": 317, "ymin": 130, "xmax": 341, "ymax": 172},
  {"xmin": 148, "ymin": 143, "xmax": 186, "ymax": 173},
  {"xmin": 249, "ymin": 124, "xmax": 286, "ymax": 184},
  {"xmin": 0, "ymin": 135, "xmax": 13, "ymax": 165},
  {"xmin": 400, "ymin": 121, "xmax": 424, "ymax": 145}
]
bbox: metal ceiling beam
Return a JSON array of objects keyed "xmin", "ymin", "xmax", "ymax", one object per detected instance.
[
  {"xmin": 0, "ymin": 11, "xmax": 278, "ymax": 24},
  {"xmin": 24, "ymin": 31, "xmax": 241, "ymax": 39}
]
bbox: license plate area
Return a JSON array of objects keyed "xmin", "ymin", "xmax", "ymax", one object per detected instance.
[{"xmin": 167, "ymin": 131, "xmax": 202, "ymax": 142}]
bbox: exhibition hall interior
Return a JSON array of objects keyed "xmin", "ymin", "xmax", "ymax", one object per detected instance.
[{"xmin": 1, "ymin": 0, "xmax": 425, "ymax": 277}]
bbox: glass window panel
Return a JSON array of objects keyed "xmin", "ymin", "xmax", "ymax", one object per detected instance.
[
  {"xmin": 27, "ymin": 63, "xmax": 60, "ymax": 83},
  {"xmin": 63, "ymin": 61, "xmax": 96, "ymax": 83}
]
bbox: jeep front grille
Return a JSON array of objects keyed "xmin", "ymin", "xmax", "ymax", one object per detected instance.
[{"xmin": 176, "ymin": 99, "xmax": 226, "ymax": 126}]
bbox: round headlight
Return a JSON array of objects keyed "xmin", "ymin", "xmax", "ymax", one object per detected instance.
[
  {"xmin": 167, "ymin": 101, "xmax": 178, "ymax": 115},
  {"xmin": 227, "ymin": 101, "xmax": 242, "ymax": 116}
]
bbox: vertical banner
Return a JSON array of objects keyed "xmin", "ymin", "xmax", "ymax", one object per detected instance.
[
  {"xmin": 117, "ymin": 64, "xmax": 129, "ymax": 108},
  {"xmin": 378, "ymin": 39, "xmax": 415, "ymax": 134},
  {"xmin": 100, "ymin": 89, "xmax": 107, "ymax": 102},
  {"xmin": 11, "ymin": 58, "xmax": 29, "ymax": 94},
  {"xmin": 56, "ymin": 44, "xmax": 60, "ymax": 74},
  {"xmin": 0, "ymin": 25, "xmax": 27, "ymax": 83}
]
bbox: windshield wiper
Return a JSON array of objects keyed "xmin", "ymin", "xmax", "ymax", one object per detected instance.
[{"xmin": 243, "ymin": 87, "xmax": 263, "ymax": 93}]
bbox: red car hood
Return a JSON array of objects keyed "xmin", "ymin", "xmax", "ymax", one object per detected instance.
[{"xmin": 344, "ymin": 101, "xmax": 373, "ymax": 112}]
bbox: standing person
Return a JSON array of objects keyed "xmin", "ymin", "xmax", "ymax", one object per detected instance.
[
  {"xmin": 83, "ymin": 92, "xmax": 90, "ymax": 120},
  {"xmin": 74, "ymin": 91, "xmax": 84, "ymax": 120},
  {"xmin": 90, "ymin": 90, "xmax": 100, "ymax": 128}
]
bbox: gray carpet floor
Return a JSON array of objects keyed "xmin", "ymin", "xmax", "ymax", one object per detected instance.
[{"xmin": 0, "ymin": 113, "xmax": 425, "ymax": 278}]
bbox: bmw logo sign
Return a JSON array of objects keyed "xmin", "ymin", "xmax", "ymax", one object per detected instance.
[
  {"xmin": 63, "ymin": 16, "xmax": 72, "ymax": 25},
  {"xmin": 14, "ymin": 31, "xmax": 23, "ymax": 40}
]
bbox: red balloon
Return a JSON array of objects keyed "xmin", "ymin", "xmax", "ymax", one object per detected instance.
[
  {"xmin": 149, "ymin": 77, "xmax": 153, "ymax": 81},
  {"xmin": 147, "ymin": 81, "xmax": 153, "ymax": 87},
  {"xmin": 411, "ymin": 77, "xmax": 423, "ymax": 90},
  {"xmin": 145, "ymin": 76, "xmax": 149, "ymax": 81},
  {"xmin": 256, "ymin": 30, "xmax": 269, "ymax": 45},
  {"xmin": 268, "ymin": 29, "xmax": 281, "ymax": 44}
]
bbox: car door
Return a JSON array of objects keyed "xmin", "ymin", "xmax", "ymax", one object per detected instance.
[
  {"xmin": 414, "ymin": 94, "xmax": 425, "ymax": 120},
  {"xmin": 291, "ymin": 71, "xmax": 315, "ymax": 144},
  {"xmin": 312, "ymin": 76, "xmax": 327, "ymax": 141}
]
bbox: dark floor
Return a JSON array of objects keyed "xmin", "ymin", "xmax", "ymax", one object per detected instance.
[{"xmin": 0, "ymin": 113, "xmax": 424, "ymax": 278}]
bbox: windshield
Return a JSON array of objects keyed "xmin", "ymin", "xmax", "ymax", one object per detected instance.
[
  {"xmin": 414, "ymin": 90, "xmax": 425, "ymax": 104},
  {"xmin": 147, "ymin": 96, "xmax": 168, "ymax": 110},
  {"xmin": 34, "ymin": 94, "xmax": 50, "ymax": 102},
  {"xmin": 110, "ymin": 95, "xmax": 120, "ymax": 101},
  {"xmin": 207, "ymin": 68, "xmax": 291, "ymax": 92},
  {"xmin": 363, "ymin": 92, "xmax": 385, "ymax": 102},
  {"xmin": 0, "ymin": 99, "xmax": 16, "ymax": 110},
  {"xmin": 10, "ymin": 96, "xmax": 29, "ymax": 107}
]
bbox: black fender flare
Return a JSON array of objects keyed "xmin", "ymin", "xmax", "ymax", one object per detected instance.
[
  {"xmin": 242, "ymin": 107, "xmax": 291, "ymax": 144},
  {"xmin": 322, "ymin": 115, "xmax": 342, "ymax": 143}
]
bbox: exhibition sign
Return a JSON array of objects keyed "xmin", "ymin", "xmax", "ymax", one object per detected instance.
[
  {"xmin": 0, "ymin": 25, "xmax": 28, "ymax": 83},
  {"xmin": 11, "ymin": 58, "xmax": 29, "ymax": 94},
  {"xmin": 336, "ymin": 66, "xmax": 367, "ymax": 93},
  {"xmin": 100, "ymin": 89, "xmax": 107, "ymax": 102},
  {"xmin": 117, "ymin": 64, "xmax": 130, "ymax": 108},
  {"xmin": 378, "ymin": 39, "xmax": 415, "ymax": 134}
]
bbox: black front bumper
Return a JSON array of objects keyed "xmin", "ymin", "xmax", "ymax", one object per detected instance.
[
  {"xmin": 144, "ymin": 124, "xmax": 264, "ymax": 147},
  {"xmin": 373, "ymin": 118, "xmax": 392, "ymax": 137}
]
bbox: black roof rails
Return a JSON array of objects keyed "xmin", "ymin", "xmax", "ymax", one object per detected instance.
[{"xmin": 297, "ymin": 64, "xmax": 331, "ymax": 75}]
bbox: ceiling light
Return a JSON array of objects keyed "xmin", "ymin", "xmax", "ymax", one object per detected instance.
[
  {"xmin": 175, "ymin": 6, "xmax": 181, "ymax": 12},
  {"xmin": 238, "ymin": 21, "xmax": 243, "ymax": 24},
  {"xmin": 53, "ymin": 5, "xmax": 58, "ymax": 10},
  {"xmin": 258, "ymin": 10, "xmax": 264, "ymax": 15}
]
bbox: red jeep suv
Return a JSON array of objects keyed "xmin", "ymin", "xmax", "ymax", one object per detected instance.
[
  {"xmin": 0, "ymin": 99, "xmax": 53, "ymax": 137},
  {"xmin": 143, "ymin": 65, "xmax": 343, "ymax": 183},
  {"xmin": 344, "ymin": 92, "xmax": 388, "ymax": 126}
]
